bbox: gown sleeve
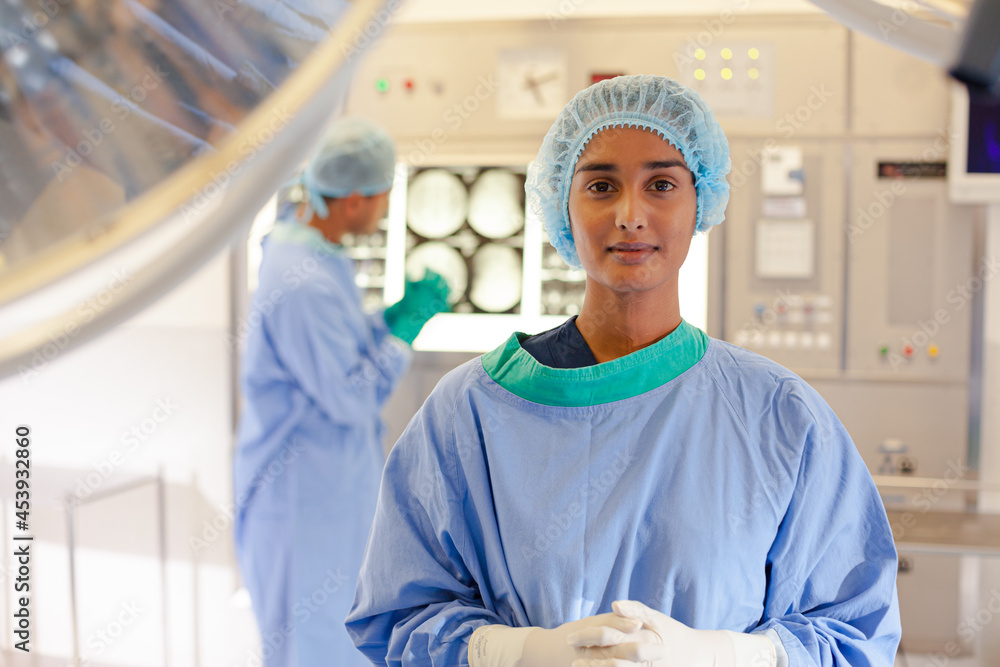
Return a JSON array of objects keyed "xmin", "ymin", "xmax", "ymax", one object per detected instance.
[
  {"xmin": 267, "ymin": 282, "xmax": 412, "ymax": 426},
  {"xmin": 755, "ymin": 386, "xmax": 901, "ymax": 667},
  {"xmin": 346, "ymin": 373, "xmax": 505, "ymax": 667}
]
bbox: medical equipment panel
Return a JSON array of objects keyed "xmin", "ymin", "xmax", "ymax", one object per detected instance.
[
  {"xmin": 847, "ymin": 140, "xmax": 976, "ymax": 382},
  {"xmin": 722, "ymin": 140, "xmax": 846, "ymax": 371},
  {"xmin": 347, "ymin": 16, "xmax": 849, "ymax": 144}
]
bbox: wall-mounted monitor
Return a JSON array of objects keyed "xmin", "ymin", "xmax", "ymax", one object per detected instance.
[{"xmin": 949, "ymin": 83, "xmax": 1000, "ymax": 203}]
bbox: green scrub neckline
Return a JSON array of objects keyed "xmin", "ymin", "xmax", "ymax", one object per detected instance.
[
  {"xmin": 269, "ymin": 221, "xmax": 345, "ymax": 255},
  {"xmin": 481, "ymin": 320, "xmax": 708, "ymax": 407}
]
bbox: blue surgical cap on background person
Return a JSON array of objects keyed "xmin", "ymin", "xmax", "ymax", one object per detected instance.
[
  {"xmin": 300, "ymin": 117, "xmax": 396, "ymax": 220},
  {"xmin": 525, "ymin": 74, "xmax": 732, "ymax": 268}
]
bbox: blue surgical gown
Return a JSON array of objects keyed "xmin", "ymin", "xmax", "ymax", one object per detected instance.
[
  {"xmin": 235, "ymin": 220, "xmax": 411, "ymax": 667},
  {"xmin": 346, "ymin": 321, "xmax": 901, "ymax": 666}
]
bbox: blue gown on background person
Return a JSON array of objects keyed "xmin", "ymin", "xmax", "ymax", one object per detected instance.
[
  {"xmin": 346, "ymin": 320, "xmax": 901, "ymax": 667},
  {"xmin": 235, "ymin": 219, "xmax": 411, "ymax": 666}
]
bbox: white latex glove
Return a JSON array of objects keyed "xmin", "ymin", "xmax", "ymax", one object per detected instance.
[
  {"xmin": 565, "ymin": 600, "xmax": 777, "ymax": 667},
  {"xmin": 468, "ymin": 613, "xmax": 647, "ymax": 667}
]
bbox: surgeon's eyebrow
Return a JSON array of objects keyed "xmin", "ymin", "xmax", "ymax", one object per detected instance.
[
  {"xmin": 575, "ymin": 162, "xmax": 617, "ymax": 174},
  {"xmin": 645, "ymin": 160, "xmax": 689, "ymax": 171},
  {"xmin": 574, "ymin": 159, "xmax": 689, "ymax": 174}
]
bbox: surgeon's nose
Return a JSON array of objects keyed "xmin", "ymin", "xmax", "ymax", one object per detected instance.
[{"xmin": 616, "ymin": 190, "xmax": 646, "ymax": 231}]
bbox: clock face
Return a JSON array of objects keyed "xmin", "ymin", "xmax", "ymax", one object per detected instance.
[{"xmin": 495, "ymin": 48, "xmax": 569, "ymax": 120}]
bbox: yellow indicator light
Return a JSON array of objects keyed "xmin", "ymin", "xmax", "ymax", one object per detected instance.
[
  {"xmin": 748, "ymin": 68, "xmax": 759, "ymax": 80},
  {"xmin": 694, "ymin": 69, "xmax": 706, "ymax": 81},
  {"xmin": 748, "ymin": 47, "xmax": 760, "ymax": 60},
  {"xmin": 928, "ymin": 344, "xmax": 940, "ymax": 359},
  {"xmin": 721, "ymin": 48, "xmax": 733, "ymax": 60},
  {"xmin": 695, "ymin": 48, "xmax": 706, "ymax": 60},
  {"xmin": 721, "ymin": 68, "xmax": 733, "ymax": 80}
]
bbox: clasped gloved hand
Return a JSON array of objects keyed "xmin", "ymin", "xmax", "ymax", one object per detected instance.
[
  {"xmin": 383, "ymin": 269, "xmax": 451, "ymax": 344},
  {"xmin": 566, "ymin": 600, "xmax": 777, "ymax": 667},
  {"xmin": 468, "ymin": 614, "xmax": 650, "ymax": 667}
]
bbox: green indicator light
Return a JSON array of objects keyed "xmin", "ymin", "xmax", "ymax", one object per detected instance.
[{"xmin": 376, "ymin": 78, "xmax": 389, "ymax": 93}]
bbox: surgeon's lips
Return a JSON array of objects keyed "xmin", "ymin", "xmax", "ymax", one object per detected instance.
[{"xmin": 607, "ymin": 242, "xmax": 658, "ymax": 264}]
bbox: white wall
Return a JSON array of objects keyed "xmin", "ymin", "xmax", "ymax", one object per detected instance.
[{"xmin": 0, "ymin": 249, "xmax": 247, "ymax": 666}]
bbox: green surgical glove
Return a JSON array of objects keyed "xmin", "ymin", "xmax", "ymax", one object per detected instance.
[{"xmin": 383, "ymin": 269, "xmax": 451, "ymax": 344}]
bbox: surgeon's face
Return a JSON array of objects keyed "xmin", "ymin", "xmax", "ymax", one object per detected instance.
[
  {"xmin": 567, "ymin": 127, "xmax": 697, "ymax": 298},
  {"xmin": 352, "ymin": 190, "xmax": 390, "ymax": 235}
]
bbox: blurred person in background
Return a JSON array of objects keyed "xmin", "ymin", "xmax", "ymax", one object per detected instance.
[{"xmin": 234, "ymin": 117, "xmax": 449, "ymax": 666}]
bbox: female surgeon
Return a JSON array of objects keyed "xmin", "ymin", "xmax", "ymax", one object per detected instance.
[{"xmin": 346, "ymin": 75, "xmax": 901, "ymax": 667}]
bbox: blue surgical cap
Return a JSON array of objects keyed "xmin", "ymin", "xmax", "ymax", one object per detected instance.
[
  {"xmin": 300, "ymin": 117, "xmax": 396, "ymax": 219},
  {"xmin": 525, "ymin": 75, "xmax": 731, "ymax": 268}
]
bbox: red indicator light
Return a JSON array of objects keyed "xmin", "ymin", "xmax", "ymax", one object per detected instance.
[{"xmin": 591, "ymin": 73, "xmax": 625, "ymax": 84}]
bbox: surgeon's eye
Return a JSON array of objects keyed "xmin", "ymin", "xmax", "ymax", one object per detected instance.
[
  {"xmin": 586, "ymin": 181, "xmax": 616, "ymax": 193},
  {"xmin": 649, "ymin": 179, "xmax": 675, "ymax": 192}
]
